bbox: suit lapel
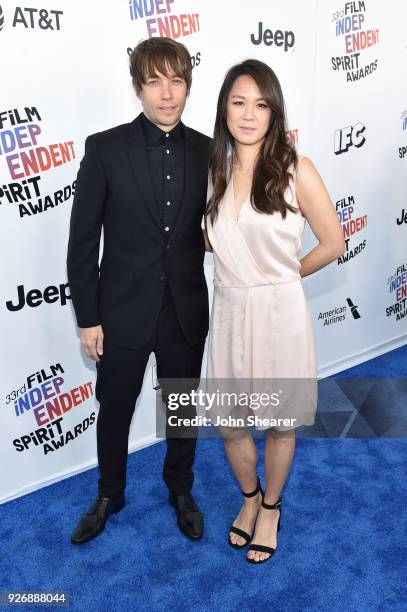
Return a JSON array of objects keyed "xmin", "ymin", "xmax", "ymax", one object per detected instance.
[
  {"xmin": 170, "ymin": 124, "xmax": 201, "ymax": 241},
  {"xmin": 126, "ymin": 114, "xmax": 163, "ymax": 231}
]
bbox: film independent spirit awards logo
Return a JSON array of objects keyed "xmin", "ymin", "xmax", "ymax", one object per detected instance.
[
  {"xmin": 0, "ymin": 106, "xmax": 76, "ymax": 219},
  {"xmin": 331, "ymin": 1, "xmax": 380, "ymax": 83},
  {"xmin": 127, "ymin": 0, "xmax": 201, "ymax": 69},
  {"xmin": 336, "ymin": 193, "xmax": 367, "ymax": 265},
  {"xmin": 6, "ymin": 363, "xmax": 96, "ymax": 456}
]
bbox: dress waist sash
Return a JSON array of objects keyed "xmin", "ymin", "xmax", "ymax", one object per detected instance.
[{"xmin": 213, "ymin": 277, "xmax": 300, "ymax": 288}]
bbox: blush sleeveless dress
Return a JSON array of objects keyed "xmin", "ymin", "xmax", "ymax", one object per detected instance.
[{"xmin": 204, "ymin": 159, "xmax": 317, "ymax": 430}]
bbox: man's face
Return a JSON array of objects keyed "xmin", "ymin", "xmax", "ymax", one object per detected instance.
[{"xmin": 137, "ymin": 68, "xmax": 188, "ymax": 131}]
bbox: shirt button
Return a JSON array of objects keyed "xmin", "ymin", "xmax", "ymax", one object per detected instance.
[
  {"xmin": 166, "ymin": 149, "xmax": 170, "ymax": 154},
  {"xmin": 166, "ymin": 244, "xmax": 171, "ymax": 250},
  {"xmin": 160, "ymin": 275, "xmax": 165, "ymax": 281},
  {"xmin": 165, "ymin": 133, "xmax": 169, "ymax": 138},
  {"xmin": 164, "ymin": 226, "xmax": 170, "ymax": 232},
  {"xmin": 166, "ymin": 174, "xmax": 171, "ymax": 180},
  {"xmin": 166, "ymin": 201, "xmax": 171, "ymax": 206}
]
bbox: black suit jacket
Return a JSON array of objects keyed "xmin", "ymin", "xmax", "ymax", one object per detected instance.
[{"xmin": 67, "ymin": 113, "xmax": 210, "ymax": 349}]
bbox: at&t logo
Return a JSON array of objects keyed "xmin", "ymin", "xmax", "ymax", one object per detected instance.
[{"xmin": 0, "ymin": 5, "xmax": 63, "ymax": 30}]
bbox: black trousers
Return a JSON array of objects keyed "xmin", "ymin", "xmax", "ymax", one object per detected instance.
[{"xmin": 95, "ymin": 286, "xmax": 206, "ymax": 498}]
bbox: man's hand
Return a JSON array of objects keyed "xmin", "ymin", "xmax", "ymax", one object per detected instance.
[{"xmin": 80, "ymin": 325, "xmax": 104, "ymax": 362}]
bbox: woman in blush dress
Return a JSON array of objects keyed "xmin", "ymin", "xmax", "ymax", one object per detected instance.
[{"xmin": 203, "ymin": 59, "xmax": 345, "ymax": 564}]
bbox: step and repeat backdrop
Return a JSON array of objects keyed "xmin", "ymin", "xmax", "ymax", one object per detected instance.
[{"xmin": 0, "ymin": 0, "xmax": 406, "ymax": 502}]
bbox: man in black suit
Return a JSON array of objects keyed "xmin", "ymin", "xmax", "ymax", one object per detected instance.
[{"xmin": 67, "ymin": 37, "xmax": 210, "ymax": 544}]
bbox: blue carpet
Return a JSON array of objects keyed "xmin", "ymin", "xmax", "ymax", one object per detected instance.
[{"xmin": 1, "ymin": 344, "xmax": 406, "ymax": 612}]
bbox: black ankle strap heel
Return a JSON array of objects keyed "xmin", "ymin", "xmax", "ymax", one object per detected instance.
[
  {"xmin": 246, "ymin": 496, "xmax": 282, "ymax": 564},
  {"xmin": 228, "ymin": 476, "xmax": 264, "ymax": 550},
  {"xmin": 261, "ymin": 497, "xmax": 282, "ymax": 531},
  {"xmin": 242, "ymin": 476, "xmax": 263, "ymax": 499}
]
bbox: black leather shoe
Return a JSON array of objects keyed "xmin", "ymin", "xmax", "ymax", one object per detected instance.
[
  {"xmin": 169, "ymin": 491, "xmax": 203, "ymax": 540},
  {"xmin": 70, "ymin": 494, "xmax": 125, "ymax": 544}
]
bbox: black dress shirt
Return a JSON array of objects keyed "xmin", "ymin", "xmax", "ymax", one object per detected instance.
[{"xmin": 141, "ymin": 112, "xmax": 185, "ymax": 238}]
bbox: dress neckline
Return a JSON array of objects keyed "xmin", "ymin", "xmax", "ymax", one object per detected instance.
[{"xmin": 231, "ymin": 174, "xmax": 251, "ymax": 223}]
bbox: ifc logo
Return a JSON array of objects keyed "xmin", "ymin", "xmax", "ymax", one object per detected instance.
[{"xmin": 0, "ymin": 6, "xmax": 4, "ymax": 31}]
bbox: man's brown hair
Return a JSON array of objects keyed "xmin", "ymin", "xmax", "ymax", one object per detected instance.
[{"xmin": 129, "ymin": 37, "xmax": 192, "ymax": 95}]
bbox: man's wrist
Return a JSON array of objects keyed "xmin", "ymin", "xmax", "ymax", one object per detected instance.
[{"xmin": 78, "ymin": 321, "xmax": 101, "ymax": 329}]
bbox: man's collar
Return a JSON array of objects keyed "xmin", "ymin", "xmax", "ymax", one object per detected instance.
[{"xmin": 141, "ymin": 112, "xmax": 184, "ymax": 145}]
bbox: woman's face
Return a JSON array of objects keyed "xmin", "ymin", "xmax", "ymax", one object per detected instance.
[{"xmin": 226, "ymin": 74, "xmax": 272, "ymax": 147}]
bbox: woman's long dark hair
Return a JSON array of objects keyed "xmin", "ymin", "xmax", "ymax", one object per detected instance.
[{"xmin": 206, "ymin": 59, "xmax": 298, "ymax": 223}]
